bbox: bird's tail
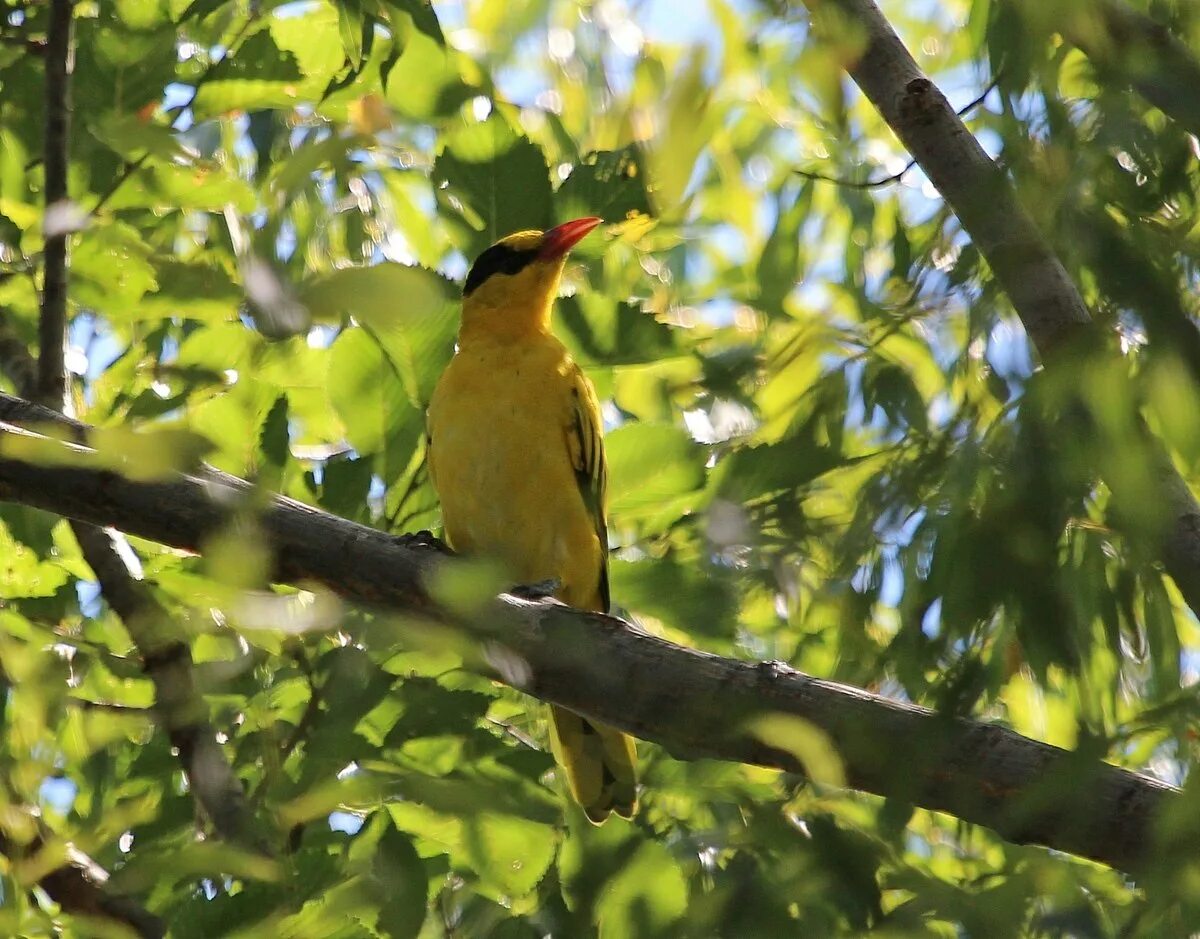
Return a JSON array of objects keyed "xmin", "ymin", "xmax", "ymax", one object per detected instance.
[{"xmin": 549, "ymin": 705, "xmax": 637, "ymax": 824}]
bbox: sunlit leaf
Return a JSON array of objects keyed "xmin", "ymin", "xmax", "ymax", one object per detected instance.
[
  {"xmin": 605, "ymin": 423, "xmax": 706, "ymax": 514},
  {"xmin": 433, "ymin": 116, "xmax": 555, "ymax": 254}
]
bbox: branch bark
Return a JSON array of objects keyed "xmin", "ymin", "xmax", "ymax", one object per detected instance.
[
  {"xmin": 806, "ymin": 0, "xmax": 1200, "ymax": 618},
  {"xmin": 0, "ymin": 393, "xmax": 1175, "ymax": 874}
]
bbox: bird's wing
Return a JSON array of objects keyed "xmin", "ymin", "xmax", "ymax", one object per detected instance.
[{"xmin": 565, "ymin": 363, "xmax": 610, "ymax": 613}]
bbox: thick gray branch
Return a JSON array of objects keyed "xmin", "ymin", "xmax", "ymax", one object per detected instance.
[
  {"xmin": 812, "ymin": 0, "xmax": 1200, "ymax": 621},
  {"xmin": 0, "ymin": 392, "xmax": 1175, "ymax": 874}
]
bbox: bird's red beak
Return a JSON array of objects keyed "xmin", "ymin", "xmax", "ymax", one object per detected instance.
[{"xmin": 539, "ymin": 217, "xmax": 602, "ymax": 260}]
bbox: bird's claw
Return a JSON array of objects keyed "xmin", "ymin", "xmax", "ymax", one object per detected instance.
[
  {"xmin": 394, "ymin": 529, "xmax": 452, "ymax": 554},
  {"xmin": 510, "ymin": 578, "xmax": 562, "ymax": 601}
]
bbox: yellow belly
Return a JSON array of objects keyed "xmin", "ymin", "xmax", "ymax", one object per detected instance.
[{"xmin": 427, "ymin": 337, "xmax": 604, "ymax": 609}]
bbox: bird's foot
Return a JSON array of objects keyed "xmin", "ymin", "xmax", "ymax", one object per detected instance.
[
  {"xmin": 510, "ymin": 578, "xmax": 562, "ymax": 601},
  {"xmin": 394, "ymin": 529, "xmax": 452, "ymax": 554}
]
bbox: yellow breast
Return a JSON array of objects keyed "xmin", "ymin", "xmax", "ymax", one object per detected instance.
[{"xmin": 427, "ymin": 333, "xmax": 604, "ymax": 609}]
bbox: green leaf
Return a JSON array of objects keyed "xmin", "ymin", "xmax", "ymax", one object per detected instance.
[
  {"xmin": 558, "ymin": 294, "xmax": 679, "ymax": 367},
  {"xmin": 383, "ymin": 24, "xmax": 470, "ymax": 120},
  {"xmin": 556, "ymin": 147, "xmax": 653, "ymax": 228},
  {"xmin": 461, "ymin": 813, "xmax": 557, "ymax": 897},
  {"xmin": 269, "ymin": 131, "xmax": 365, "ymax": 194},
  {"xmin": 374, "ymin": 823, "xmax": 429, "ymax": 938},
  {"xmin": 116, "ymin": 0, "xmax": 170, "ymax": 30},
  {"xmin": 383, "ymin": 0, "xmax": 445, "ymax": 44},
  {"xmin": 70, "ymin": 221, "xmax": 158, "ymax": 318},
  {"xmin": 75, "ymin": 21, "xmax": 177, "ymax": 113},
  {"xmin": 315, "ymin": 454, "xmax": 375, "ymax": 521},
  {"xmin": 337, "ymin": 0, "xmax": 365, "ymax": 70},
  {"xmin": 433, "ymin": 117, "xmax": 555, "ymax": 255},
  {"xmin": 609, "ymin": 556, "xmax": 737, "ymax": 638},
  {"xmin": 105, "ymin": 161, "xmax": 256, "ymax": 213},
  {"xmin": 863, "ymin": 360, "xmax": 928, "ymax": 434},
  {"xmin": 718, "ymin": 428, "xmax": 843, "ymax": 502},
  {"xmin": 1144, "ymin": 575, "xmax": 1182, "ymax": 696},
  {"xmin": 605, "ymin": 423, "xmax": 706, "ymax": 514},
  {"xmin": 192, "ymin": 28, "xmax": 307, "ymax": 119},
  {"xmin": 643, "ymin": 50, "xmax": 719, "ymax": 216},
  {"xmin": 383, "ymin": 677, "xmax": 491, "ymax": 744},
  {"xmin": 0, "ymin": 524, "xmax": 70, "ymax": 599},
  {"xmin": 755, "ymin": 184, "xmax": 811, "ymax": 318},
  {"xmin": 256, "ymin": 393, "xmax": 289, "ymax": 489},
  {"xmin": 108, "ymin": 842, "xmax": 283, "ymax": 893},
  {"xmin": 327, "ymin": 327, "xmax": 421, "ymax": 477},
  {"xmin": 299, "ymin": 262, "xmax": 452, "ymax": 331},
  {"xmin": 138, "ymin": 258, "xmax": 241, "ymax": 323},
  {"xmin": 270, "ymin": 3, "xmax": 346, "ymax": 77},
  {"xmin": 88, "ymin": 425, "xmax": 216, "ymax": 479},
  {"xmin": 595, "ymin": 840, "xmax": 687, "ymax": 936},
  {"xmin": 88, "ymin": 112, "xmax": 185, "ymax": 162}
]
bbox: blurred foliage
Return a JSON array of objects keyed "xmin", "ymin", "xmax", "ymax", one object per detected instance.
[{"xmin": 1, "ymin": 0, "xmax": 1200, "ymax": 934}]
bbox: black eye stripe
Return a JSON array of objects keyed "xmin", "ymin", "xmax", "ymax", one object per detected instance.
[{"xmin": 463, "ymin": 244, "xmax": 539, "ymax": 295}]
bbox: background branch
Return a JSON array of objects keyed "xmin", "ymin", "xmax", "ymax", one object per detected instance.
[
  {"xmin": 15, "ymin": 0, "xmax": 265, "ymax": 904},
  {"xmin": 0, "ymin": 394, "xmax": 1175, "ymax": 875},
  {"xmin": 794, "ymin": 72, "xmax": 1001, "ymax": 189},
  {"xmin": 1063, "ymin": 0, "xmax": 1200, "ymax": 137},
  {"xmin": 0, "ymin": 318, "xmax": 263, "ymax": 852},
  {"xmin": 0, "ymin": 4, "xmax": 169, "ymax": 932},
  {"xmin": 0, "ymin": 829, "xmax": 165, "ymax": 938},
  {"xmin": 36, "ymin": 0, "xmax": 71, "ymax": 409},
  {"xmin": 806, "ymin": 0, "xmax": 1200, "ymax": 621}
]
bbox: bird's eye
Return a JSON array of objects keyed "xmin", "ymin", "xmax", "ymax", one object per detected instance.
[{"xmin": 463, "ymin": 244, "xmax": 539, "ymax": 295}]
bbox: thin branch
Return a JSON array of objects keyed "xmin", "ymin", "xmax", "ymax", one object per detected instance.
[
  {"xmin": 0, "ymin": 33, "xmax": 46, "ymax": 55},
  {"xmin": 794, "ymin": 73, "xmax": 1002, "ymax": 189},
  {"xmin": 0, "ymin": 394, "xmax": 1175, "ymax": 875},
  {"xmin": 36, "ymin": 0, "xmax": 72, "ymax": 410},
  {"xmin": 1, "ymin": 8, "xmax": 169, "ymax": 932},
  {"xmin": 279, "ymin": 647, "xmax": 319, "ymax": 759},
  {"xmin": 802, "ymin": 0, "xmax": 1200, "ymax": 621},
  {"xmin": 71, "ymin": 523, "xmax": 266, "ymax": 850}
]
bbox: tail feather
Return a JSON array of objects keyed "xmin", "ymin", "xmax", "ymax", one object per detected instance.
[{"xmin": 549, "ymin": 705, "xmax": 637, "ymax": 823}]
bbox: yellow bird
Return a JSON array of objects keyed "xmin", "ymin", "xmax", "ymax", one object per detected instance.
[{"xmin": 426, "ymin": 217, "xmax": 638, "ymax": 823}]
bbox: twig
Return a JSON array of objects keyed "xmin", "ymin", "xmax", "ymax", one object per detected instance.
[
  {"xmin": 279, "ymin": 647, "xmax": 320, "ymax": 759},
  {"xmin": 70, "ymin": 524, "xmax": 266, "ymax": 850},
  {"xmin": 794, "ymin": 73, "xmax": 1002, "ymax": 189},
  {"xmin": 0, "ymin": 33, "xmax": 46, "ymax": 54}
]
